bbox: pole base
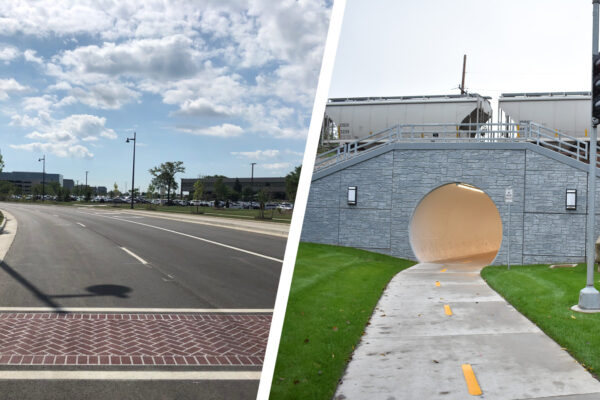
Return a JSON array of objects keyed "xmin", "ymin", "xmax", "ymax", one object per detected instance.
[{"xmin": 578, "ymin": 286, "xmax": 600, "ymax": 310}]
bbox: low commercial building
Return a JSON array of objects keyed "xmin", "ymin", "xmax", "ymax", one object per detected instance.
[{"xmin": 0, "ymin": 171, "xmax": 63, "ymax": 194}]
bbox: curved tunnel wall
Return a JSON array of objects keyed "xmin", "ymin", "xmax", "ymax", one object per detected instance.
[{"xmin": 409, "ymin": 183, "xmax": 503, "ymax": 264}]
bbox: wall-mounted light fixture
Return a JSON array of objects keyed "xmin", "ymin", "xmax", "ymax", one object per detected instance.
[
  {"xmin": 347, "ymin": 186, "xmax": 357, "ymax": 205},
  {"xmin": 566, "ymin": 189, "xmax": 577, "ymax": 210}
]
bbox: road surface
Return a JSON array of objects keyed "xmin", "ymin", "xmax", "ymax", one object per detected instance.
[{"xmin": 0, "ymin": 202, "xmax": 286, "ymax": 399}]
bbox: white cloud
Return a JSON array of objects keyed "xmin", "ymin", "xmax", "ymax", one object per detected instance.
[
  {"xmin": 230, "ymin": 149, "xmax": 280, "ymax": 160},
  {"xmin": 10, "ymin": 113, "xmax": 115, "ymax": 159},
  {"xmin": 0, "ymin": 78, "xmax": 29, "ymax": 100},
  {"xmin": 178, "ymin": 123, "xmax": 244, "ymax": 138},
  {"xmin": 70, "ymin": 83, "xmax": 140, "ymax": 109},
  {"xmin": 9, "ymin": 142, "xmax": 94, "ymax": 158},
  {"xmin": 261, "ymin": 162, "xmax": 292, "ymax": 170},
  {"xmin": 0, "ymin": 44, "xmax": 19, "ymax": 63},
  {"xmin": 23, "ymin": 49, "xmax": 43, "ymax": 64}
]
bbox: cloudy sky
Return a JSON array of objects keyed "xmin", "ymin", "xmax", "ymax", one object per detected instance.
[
  {"xmin": 0, "ymin": 0, "xmax": 331, "ymax": 191},
  {"xmin": 330, "ymin": 0, "xmax": 591, "ymax": 110}
]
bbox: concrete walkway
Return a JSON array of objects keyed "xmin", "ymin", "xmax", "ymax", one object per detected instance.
[{"xmin": 334, "ymin": 260, "xmax": 600, "ymax": 400}]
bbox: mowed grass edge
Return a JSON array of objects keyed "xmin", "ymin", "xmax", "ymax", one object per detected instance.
[
  {"xmin": 270, "ymin": 243, "xmax": 416, "ymax": 400},
  {"xmin": 481, "ymin": 263, "xmax": 600, "ymax": 375}
]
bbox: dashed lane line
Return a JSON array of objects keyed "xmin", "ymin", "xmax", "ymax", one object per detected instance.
[
  {"xmin": 120, "ymin": 247, "xmax": 148, "ymax": 265},
  {"xmin": 76, "ymin": 222, "xmax": 86, "ymax": 227},
  {"xmin": 80, "ymin": 212, "xmax": 283, "ymax": 263},
  {"xmin": 0, "ymin": 370, "xmax": 262, "ymax": 381}
]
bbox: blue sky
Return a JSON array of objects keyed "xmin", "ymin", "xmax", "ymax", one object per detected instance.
[{"xmin": 0, "ymin": 1, "xmax": 331, "ymax": 191}]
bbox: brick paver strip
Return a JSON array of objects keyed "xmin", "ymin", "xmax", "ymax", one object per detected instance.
[{"xmin": 0, "ymin": 313, "xmax": 270, "ymax": 366}]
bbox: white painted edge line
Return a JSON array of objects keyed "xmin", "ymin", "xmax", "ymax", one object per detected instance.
[
  {"xmin": 0, "ymin": 370, "xmax": 261, "ymax": 381},
  {"xmin": 0, "ymin": 307, "xmax": 273, "ymax": 313},
  {"xmin": 121, "ymin": 247, "xmax": 148, "ymax": 265},
  {"xmin": 256, "ymin": 1, "xmax": 347, "ymax": 398},
  {"xmin": 76, "ymin": 222, "xmax": 86, "ymax": 227},
  {"xmin": 103, "ymin": 215, "xmax": 283, "ymax": 263},
  {"xmin": 111, "ymin": 210, "xmax": 288, "ymax": 238}
]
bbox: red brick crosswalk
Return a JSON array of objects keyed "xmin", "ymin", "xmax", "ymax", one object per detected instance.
[{"xmin": 0, "ymin": 313, "xmax": 270, "ymax": 366}]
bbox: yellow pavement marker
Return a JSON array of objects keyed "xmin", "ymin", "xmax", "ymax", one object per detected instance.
[
  {"xmin": 461, "ymin": 364, "xmax": 482, "ymax": 395},
  {"xmin": 444, "ymin": 304, "xmax": 452, "ymax": 316},
  {"xmin": 435, "ymin": 281, "xmax": 441, "ymax": 287},
  {"xmin": 440, "ymin": 268, "xmax": 447, "ymax": 272}
]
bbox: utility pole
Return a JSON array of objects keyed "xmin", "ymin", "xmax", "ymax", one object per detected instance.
[
  {"xmin": 38, "ymin": 155, "xmax": 45, "ymax": 201},
  {"xmin": 459, "ymin": 54, "xmax": 467, "ymax": 95},
  {"xmin": 85, "ymin": 171, "xmax": 89, "ymax": 199},
  {"xmin": 578, "ymin": 0, "xmax": 600, "ymax": 310}
]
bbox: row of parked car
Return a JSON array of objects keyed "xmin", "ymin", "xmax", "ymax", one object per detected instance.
[{"xmin": 89, "ymin": 196, "xmax": 294, "ymax": 210}]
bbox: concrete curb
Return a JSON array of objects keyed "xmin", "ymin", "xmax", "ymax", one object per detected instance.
[
  {"xmin": 0, "ymin": 211, "xmax": 6, "ymax": 234},
  {"xmin": 0, "ymin": 209, "xmax": 17, "ymax": 263}
]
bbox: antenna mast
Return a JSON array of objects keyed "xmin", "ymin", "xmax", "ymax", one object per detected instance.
[{"xmin": 459, "ymin": 54, "xmax": 467, "ymax": 95}]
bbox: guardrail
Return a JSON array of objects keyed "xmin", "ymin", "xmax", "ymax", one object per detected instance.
[{"xmin": 315, "ymin": 122, "xmax": 591, "ymax": 171}]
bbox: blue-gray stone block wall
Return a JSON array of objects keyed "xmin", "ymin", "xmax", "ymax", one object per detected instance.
[{"xmin": 301, "ymin": 144, "xmax": 595, "ymax": 265}]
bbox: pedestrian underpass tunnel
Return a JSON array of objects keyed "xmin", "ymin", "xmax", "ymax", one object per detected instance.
[{"xmin": 409, "ymin": 183, "xmax": 503, "ymax": 265}]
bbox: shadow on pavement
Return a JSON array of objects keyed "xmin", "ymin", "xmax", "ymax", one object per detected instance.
[{"xmin": 0, "ymin": 261, "xmax": 133, "ymax": 310}]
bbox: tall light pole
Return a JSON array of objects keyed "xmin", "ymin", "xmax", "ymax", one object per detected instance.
[
  {"xmin": 38, "ymin": 155, "xmax": 45, "ymax": 201},
  {"xmin": 85, "ymin": 170, "xmax": 89, "ymax": 199},
  {"xmin": 126, "ymin": 132, "xmax": 136, "ymax": 210},
  {"xmin": 579, "ymin": 0, "xmax": 600, "ymax": 310},
  {"xmin": 251, "ymin": 162, "xmax": 257, "ymax": 187}
]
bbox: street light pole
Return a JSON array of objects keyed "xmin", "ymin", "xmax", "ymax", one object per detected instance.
[
  {"xmin": 38, "ymin": 155, "xmax": 45, "ymax": 201},
  {"xmin": 126, "ymin": 132, "xmax": 136, "ymax": 210},
  {"xmin": 579, "ymin": 0, "xmax": 600, "ymax": 310},
  {"xmin": 251, "ymin": 162, "xmax": 257, "ymax": 187},
  {"xmin": 85, "ymin": 170, "xmax": 89, "ymax": 199}
]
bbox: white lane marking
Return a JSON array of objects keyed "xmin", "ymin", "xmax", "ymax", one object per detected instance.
[
  {"xmin": 0, "ymin": 307, "xmax": 273, "ymax": 313},
  {"xmin": 121, "ymin": 247, "xmax": 148, "ymax": 265},
  {"xmin": 0, "ymin": 370, "xmax": 261, "ymax": 381},
  {"xmin": 76, "ymin": 222, "xmax": 86, "ymax": 227},
  {"xmin": 91, "ymin": 213, "xmax": 283, "ymax": 263},
  {"xmin": 53, "ymin": 214, "xmax": 58, "ymax": 217}
]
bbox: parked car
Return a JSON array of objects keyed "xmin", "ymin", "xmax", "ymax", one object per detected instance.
[{"xmin": 277, "ymin": 203, "xmax": 294, "ymax": 210}]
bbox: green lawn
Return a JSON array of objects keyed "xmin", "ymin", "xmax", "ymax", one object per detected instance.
[
  {"xmin": 482, "ymin": 263, "xmax": 600, "ymax": 375},
  {"xmin": 270, "ymin": 243, "xmax": 415, "ymax": 400}
]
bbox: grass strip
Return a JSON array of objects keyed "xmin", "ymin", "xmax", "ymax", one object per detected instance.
[
  {"xmin": 270, "ymin": 243, "xmax": 415, "ymax": 400},
  {"xmin": 482, "ymin": 263, "xmax": 600, "ymax": 375}
]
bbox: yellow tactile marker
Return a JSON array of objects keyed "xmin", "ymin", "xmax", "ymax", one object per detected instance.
[
  {"xmin": 461, "ymin": 364, "xmax": 482, "ymax": 395},
  {"xmin": 440, "ymin": 268, "xmax": 447, "ymax": 272},
  {"xmin": 444, "ymin": 304, "xmax": 452, "ymax": 316},
  {"xmin": 435, "ymin": 281, "xmax": 441, "ymax": 287}
]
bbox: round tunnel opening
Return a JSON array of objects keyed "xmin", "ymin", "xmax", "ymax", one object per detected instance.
[{"xmin": 409, "ymin": 183, "xmax": 503, "ymax": 265}]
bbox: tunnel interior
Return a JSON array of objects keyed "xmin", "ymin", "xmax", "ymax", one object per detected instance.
[{"xmin": 409, "ymin": 183, "xmax": 503, "ymax": 265}]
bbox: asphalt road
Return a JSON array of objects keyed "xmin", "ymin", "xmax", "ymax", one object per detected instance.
[
  {"xmin": 0, "ymin": 203, "xmax": 284, "ymax": 309},
  {"xmin": 0, "ymin": 202, "xmax": 286, "ymax": 400}
]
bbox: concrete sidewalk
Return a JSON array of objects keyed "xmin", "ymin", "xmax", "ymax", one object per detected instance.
[
  {"xmin": 335, "ymin": 261, "xmax": 600, "ymax": 400},
  {"xmin": 82, "ymin": 208, "xmax": 290, "ymax": 238}
]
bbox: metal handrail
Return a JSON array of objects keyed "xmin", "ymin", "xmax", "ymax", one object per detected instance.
[{"xmin": 315, "ymin": 121, "xmax": 591, "ymax": 171}]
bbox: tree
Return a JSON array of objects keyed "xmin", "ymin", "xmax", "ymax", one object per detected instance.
[
  {"xmin": 242, "ymin": 186, "xmax": 254, "ymax": 202},
  {"xmin": 193, "ymin": 179, "xmax": 204, "ymax": 201},
  {"xmin": 256, "ymin": 188, "xmax": 270, "ymax": 219},
  {"xmin": 233, "ymin": 178, "xmax": 242, "ymax": 193},
  {"xmin": 147, "ymin": 183, "xmax": 156, "ymax": 199},
  {"xmin": 285, "ymin": 165, "xmax": 301, "ymax": 202},
  {"xmin": 0, "ymin": 153, "xmax": 4, "ymax": 173},
  {"xmin": 0, "ymin": 181, "xmax": 15, "ymax": 200},
  {"xmin": 113, "ymin": 182, "xmax": 121, "ymax": 197},
  {"xmin": 213, "ymin": 177, "xmax": 228, "ymax": 207},
  {"xmin": 149, "ymin": 161, "xmax": 185, "ymax": 204}
]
